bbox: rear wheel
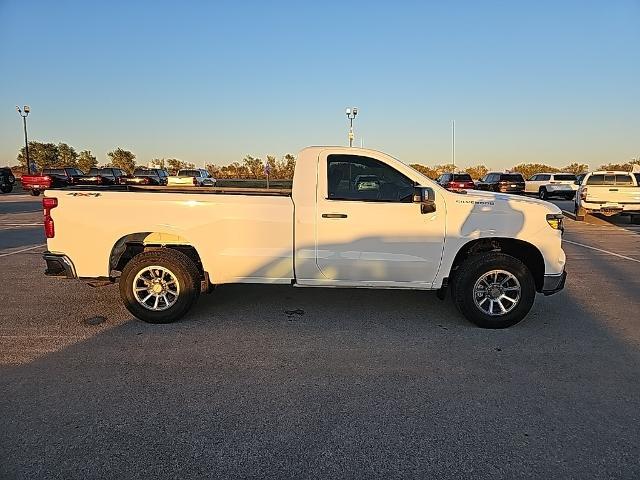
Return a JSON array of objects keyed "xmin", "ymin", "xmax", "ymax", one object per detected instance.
[
  {"xmin": 30, "ymin": 189, "xmax": 41, "ymax": 196},
  {"xmin": 0, "ymin": 185, "xmax": 12, "ymax": 193},
  {"xmin": 539, "ymin": 187, "xmax": 548, "ymax": 200},
  {"xmin": 119, "ymin": 249, "xmax": 201, "ymax": 324},
  {"xmin": 452, "ymin": 252, "xmax": 536, "ymax": 328}
]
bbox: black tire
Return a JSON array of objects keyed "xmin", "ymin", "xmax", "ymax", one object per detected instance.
[
  {"xmin": 574, "ymin": 201, "xmax": 586, "ymax": 219},
  {"xmin": 119, "ymin": 249, "xmax": 201, "ymax": 324},
  {"xmin": 0, "ymin": 185, "xmax": 12, "ymax": 193},
  {"xmin": 539, "ymin": 188, "xmax": 548, "ymax": 200},
  {"xmin": 30, "ymin": 189, "xmax": 41, "ymax": 196},
  {"xmin": 452, "ymin": 252, "xmax": 536, "ymax": 329}
]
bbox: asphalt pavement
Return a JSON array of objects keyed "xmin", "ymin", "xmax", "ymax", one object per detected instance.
[{"xmin": 1, "ymin": 193, "xmax": 639, "ymax": 479}]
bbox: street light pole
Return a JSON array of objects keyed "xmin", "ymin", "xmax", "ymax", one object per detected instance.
[
  {"xmin": 16, "ymin": 105, "xmax": 31, "ymax": 174},
  {"xmin": 346, "ymin": 107, "xmax": 358, "ymax": 147},
  {"xmin": 452, "ymin": 120, "xmax": 455, "ymax": 172}
]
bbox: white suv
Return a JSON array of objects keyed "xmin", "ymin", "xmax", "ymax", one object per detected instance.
[{"xmin": 525, "ymin": 173, "xmax": 578, "ymax": 200}]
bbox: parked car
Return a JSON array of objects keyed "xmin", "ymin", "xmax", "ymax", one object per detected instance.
[
  {"xmin": 1, "ymin": 167, "xmax": 16, "ymax": 193},
  {"xmin": 120, "ymin": 168, "xmax": 169, "ymax": 186},
  {"xmin": 476, "ymin": 172, "xmax": 525, "ymax": 194},
  {"xmin": 42, "ymin": 146, "xmax": 566, "ymax": 329},
  {"xmin": 436, "ymin": 172, "xmax": 475, "ymax": 191},
  {"xmin": 76, "ymin": 167, "xmax": 128, "ymax": 186},
  {"xmin": 167, "ymin": 169, "xmax": 215, "ymax": 186},
  {"xmin": 525, "ymin": 173, "xmax": 577, "ymax": 200},
  {"xmin": 575, "ymin": 171, "xmax": 640, "ymax": 218},
  {"xmin": 21, "ymin": 167, "xmax": 85, "ymax": 196}
]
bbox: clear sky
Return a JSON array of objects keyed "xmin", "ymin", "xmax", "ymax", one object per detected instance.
[{"xmin": 1, "ymin": 0, "xmax": 638, "ymax": 170}]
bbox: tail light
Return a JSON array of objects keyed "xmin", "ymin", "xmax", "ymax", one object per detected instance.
[
  {"xmin": 43, "ymin": 197, "xmax": 58, "ymax": 238},
  {"xmin": 96, "ymin": 175, "xmax": 103, "ymax": 185},
  {"xmin": 580, "ymin": 187, "xmax": 588, "ymax": 201},
  {"xmin": 193, "ymin": 177, "xmax": 198, "ymax": 185},
  {"xmin": 141, "ymin": 177, "xmax": 150, "ymax": 184}
]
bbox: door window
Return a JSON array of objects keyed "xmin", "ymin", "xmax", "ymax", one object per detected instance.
[{"xmin": 327, "ymin": 155, "xmax": 414, "ymax": 202}]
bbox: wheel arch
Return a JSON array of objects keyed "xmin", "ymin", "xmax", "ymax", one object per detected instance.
[
  {"xmin": 448, "ymin": 237, "xmax": 545, "ymax": 292},
  {"xmin": 109, "ymin": 232, "xmax": 205, "ymax": 280}
]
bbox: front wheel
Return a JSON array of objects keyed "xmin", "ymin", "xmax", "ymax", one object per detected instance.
[
  {"xmin": 119, "ymin": 249, "xmax": 201, "ymax": 323},
  {"xmin": 452, "ymin": 253, "xmax": 536, "ymax": 328},
  {"xmin": 539, "ymin": 188, "xmax": 548, "ymax": 200},
  {"xmin": 0, "ymin": 185, "xmax": 12, "ymax": 193},
  {"xmin": 30, "ymin": 189, "xmax": 41, "ymax": 196}
]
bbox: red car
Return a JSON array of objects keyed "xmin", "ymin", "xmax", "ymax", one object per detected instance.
[{"xmin": 436, "ymin": 172, "xmax": 476, "ymax": 191}]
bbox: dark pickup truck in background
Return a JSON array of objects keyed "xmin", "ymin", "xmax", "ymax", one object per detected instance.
[
  {"xmin": 1, "ymin": 167, "xmax": 16, "ymax": 193},
  {"xmin": 119, "ymin": 168, "xmax": 169, "ymax": 186},
  {"xmin": 76, "ymin": 167, "xmax": 128, "ymax": 186},
  {"xmin": 21, "ymin": 167, "xmax": 85, "ymax": 196},
  {"xmin": 476, "ymin": 172, "xmax": 526, "ymax": 194}
]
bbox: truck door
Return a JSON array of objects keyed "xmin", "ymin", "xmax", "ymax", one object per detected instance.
[{"xmin": 315, "ymin": 153, "xmax": 445, "ymax": 287}]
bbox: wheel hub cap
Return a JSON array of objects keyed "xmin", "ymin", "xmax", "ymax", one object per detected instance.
[
  {"xmin": 133, "ymin": 266, "xmax": 180, "ymax": 311},
  {"xmin": 473, "ymin": 269, "xmax": 521, "ymax": 316}
]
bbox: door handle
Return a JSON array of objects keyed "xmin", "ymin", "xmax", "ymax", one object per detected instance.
[{"xmin": 322, "ymin": 213, "xmax": 348, "ymax": 219}]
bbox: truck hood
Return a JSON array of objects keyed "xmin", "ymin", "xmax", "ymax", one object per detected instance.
[{"xmin": 454, "ymin": 190, "xmax": 562, "ymax": 214}]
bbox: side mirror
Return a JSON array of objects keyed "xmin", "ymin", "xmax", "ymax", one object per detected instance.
[{"xmin": 414, "ymin": 186, "xmax": 436, "ymax": 214}]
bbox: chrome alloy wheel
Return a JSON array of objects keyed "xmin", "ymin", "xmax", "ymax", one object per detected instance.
[
  {"xmin": 133, "ymin": 265, "xmax": 180, "ymax": 311},
  {"xmin": 473, "ymin": 269, "xmax": 521, "ymax": 316}
]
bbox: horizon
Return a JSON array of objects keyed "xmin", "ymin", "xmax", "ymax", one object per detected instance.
[{"xmin": 1, "ymin": 1, "xmax": 638, "ymax": 170}]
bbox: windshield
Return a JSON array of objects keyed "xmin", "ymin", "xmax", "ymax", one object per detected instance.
[
  {"xmin": 134, "ymin": 170, "xmax": 157, "ymax": 177},
  {"xmin": 453, "ymin": 174, "xmax": 472, "ymax": 181},
  {"xmin": 501, "ymin": 174, "xmax": 524, "ymax": 181},
  {"xmin": 554, "ymin": 174, "xmax": 576, "ymax": 181}
]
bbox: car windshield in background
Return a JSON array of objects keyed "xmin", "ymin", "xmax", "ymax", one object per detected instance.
[
  {"xmin": 134, "ymin": 170, "xmax": 157, "ymax": 177},
  {"xmin": 555, "ymin": 174, "xmax": 576, "ymax": 181},
  {"xmin": 178, "ymin": 170, "xmax": 199, "ymax": 176},
  {"xmin": 634, "ymin": 173, "xmax": 640, "ymax": 185},
  {"xmin": 453, "ymin": 174, "xmax": 472, "ymax": 181},
  {"xmin": 502, "ymin": 174, "xmax": 524, "ymax": 181}
]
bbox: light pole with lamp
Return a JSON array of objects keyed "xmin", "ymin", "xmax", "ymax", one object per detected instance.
[
  {"xmin": 16, "ymin": 105, "xmax": 31, "ymax": 174},
  {"xmin": 346, "ymin": 107, "xmax": 358, "ymax": 147}
]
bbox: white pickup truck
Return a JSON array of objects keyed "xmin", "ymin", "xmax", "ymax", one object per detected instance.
[
  {"xmin": 575, "ymin": 171, "xmax": 640, "ymax": 218},
  {"xmin": 167, "ymin": 169, "xmax": 216, "ymax": 187},
  {"xmin": 41, "ymin": 146, "xmax": 566, "ymax": 329}
]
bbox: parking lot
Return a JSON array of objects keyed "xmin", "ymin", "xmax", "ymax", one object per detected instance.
[{"xmin": 1, "ymin": 192, "xmax": 639, "ymax": 479}]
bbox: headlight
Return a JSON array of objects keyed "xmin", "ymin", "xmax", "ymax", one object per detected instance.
[{"xmin": 546, "ymin": 213, "xmax": 564, "ymax": 232}]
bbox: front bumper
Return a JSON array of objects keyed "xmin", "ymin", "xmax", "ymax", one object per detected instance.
[
  {"xmin": 43, "ymin": 252, "xmax": 77, "ymax": 278},
  {"xmin": 541, "ymin": 270, "xmax": 566, "ymax": 295}
]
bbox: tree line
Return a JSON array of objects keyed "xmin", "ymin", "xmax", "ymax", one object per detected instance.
[
  {"xmin": 14, "ymin": 141, "xmax": 297, "ymax": 178},
  {"xmin": 13, "ymin": 140, "xmax": 639, "ymax": 180}
]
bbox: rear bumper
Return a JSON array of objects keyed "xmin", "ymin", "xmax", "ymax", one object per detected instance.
[
  {"xmin": 43, "ymin": 252, "xmax": 77, "ymax": 278},
  {"xmin": 542, "ymin": 270, "xmax": 566, "ymax": 295}
]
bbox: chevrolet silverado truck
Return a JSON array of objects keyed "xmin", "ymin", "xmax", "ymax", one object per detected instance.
[
  {"xmin": 41, "ymin": 147, "xmax": 566, "ymax": 329},
  {"xmin": 575, "ymin": 171, "xmax": 640, "ymax": 218}
]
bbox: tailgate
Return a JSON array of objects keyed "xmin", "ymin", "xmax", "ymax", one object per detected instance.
[{"xmin": 586, "ymin": 186, "xmax": 640, "ymax": 204}]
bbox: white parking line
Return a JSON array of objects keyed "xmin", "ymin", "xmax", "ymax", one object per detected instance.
[
  {"xmin": 0, "ymin": 244, "xmax": 47, "ymax": 258},
  {"xmin": 563, "ymin": 239, "xmax": 640, "ymax": 264}
]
